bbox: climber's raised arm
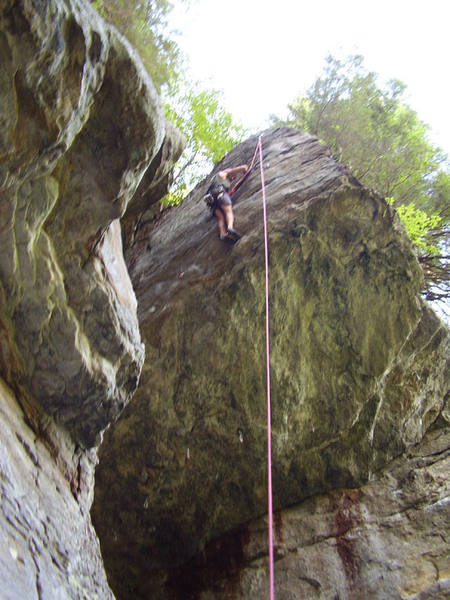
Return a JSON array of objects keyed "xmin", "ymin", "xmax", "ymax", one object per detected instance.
[{"xmin": 219, "ymin": 164, "xmax": 248, "ymax": 181}]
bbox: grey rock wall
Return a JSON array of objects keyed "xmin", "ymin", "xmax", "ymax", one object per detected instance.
[
  {"xmin": 0, "ymin": 2, "xmax": 448, "ymax": 598},
  {"xmin": 162, "ymin": 423, "xmax": 450, "ymax": 600},
  {"xmin": 0, "ymin": 378, "xmax": 114, "ymax": 600},
  {"xmin": 93, "ymin": 129, "xmax": 449, "ymax": 599},
  {"xmin": 0, "ymin": 0, "xmax": 158, "ymax": 448},
  {"xmin": 0, "ymin": 0, "xmax": 182, "ymax": 598}
]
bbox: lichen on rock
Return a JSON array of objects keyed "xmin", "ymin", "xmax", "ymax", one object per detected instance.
[{"xmin": 1, "ymin": 1, "xmax": 448, "ymax": 599}]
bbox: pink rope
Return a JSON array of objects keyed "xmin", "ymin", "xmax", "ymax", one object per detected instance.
[
  {"xmin": 258, "ymin": 135, "xmax": 275, "ymax": 600},
  {"xmin": 229, "ymin": 138, "xmax": 260, "ymax": 196}
]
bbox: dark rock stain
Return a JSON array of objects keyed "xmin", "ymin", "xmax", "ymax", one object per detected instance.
[{"xmin": 333, "ymin": 490, "xmax": 362, "ymax": 588}]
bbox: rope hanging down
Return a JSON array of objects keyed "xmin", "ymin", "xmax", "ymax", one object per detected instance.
[
  {"xmin": 258, "ymin": 135, "xmax": 275, "ymax": 600},
  {"xmin": 228, "ymin": 135, "xmax": 275, "ymax": 598}
]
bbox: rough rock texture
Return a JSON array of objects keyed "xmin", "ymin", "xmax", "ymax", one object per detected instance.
[
  {"xmin": 0, "ymin": 0, "xmax": 182, "ymax": 448},
  {"xmin": 163, "ymin": 422, "xmax": 450, "ymax": 600},
  {"xmin": 1, "ymin": 1, "xmax": 448, "ymax": 597},
  {"xmin": 93, "ymin": 128, "xmax": 449, "ymax": 599},
  {"xmin": 0, "ymin": 0, "xmax": 182, "ymax": 598},
  {"xmin": 0, "ymin": 377, "xmax": 114, "ymax": 600}
]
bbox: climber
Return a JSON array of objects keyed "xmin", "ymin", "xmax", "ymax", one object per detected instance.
[{"xmin": 204, "ymin": 164, "xmax": 248, "ymax": 243}]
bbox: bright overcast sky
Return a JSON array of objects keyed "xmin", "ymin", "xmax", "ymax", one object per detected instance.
[{"xmin": 168, "ymin": 0, "xmax": 449, "ymax": 155}]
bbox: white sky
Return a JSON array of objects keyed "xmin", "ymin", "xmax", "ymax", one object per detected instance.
[{"xmin": 168, "ymin": 0, "xmax": 449, "ymax": 155}]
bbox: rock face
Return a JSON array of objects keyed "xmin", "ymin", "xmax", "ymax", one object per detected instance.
[
  {"xmin": 0, "ymin": 378, "xmax": 114, "ymax": 600},
  {"xmin": 0, "ymin": 0, "xmax": 168, "ymax": 448},
  {"xmin": 164, "ymin": 423, "xmax": 450, "ymax": 600},
  {"xmin": 0, "ymin": 0, "xmax": 182, "ymax": 598},
  {"xmin": 93, "ymin": 128, "xmax": 449, "ymax": 599},
  {"xmin": 1, "ymin": 2, "xmax": 448, "ymax": 598}
]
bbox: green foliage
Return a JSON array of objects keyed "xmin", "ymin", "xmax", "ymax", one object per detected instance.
[
  {"xmin": 386, "ymin": 198, "xmax": 441, "ymax": 254},
  {"xmin": 91, "ymin": 1, "xmax": 246, "ymax": 205},
  {"xmin": 273, "ymin": 54, "xmax": 449, "ymax": 216},
  {"xmin": 273, "ymin": 54, "xmax": 449, "ymax": 299},
  {"xmin": 91, "ymin": 0, "xmax": 184, "ymax": 89},
  {"xmin": 423, "ymin": 170, "xmax": 450, "ymax": 215},
  {"xmin": 396, "ymin": 205, "xmax": 441, "ymax": 255},
  {"xmin": 386, "ymin": 198, "xmax": 449, "ymax": 303},
  {"xmin": 163, "ymin": 84, "xmax": 247, "ymax": 203}
]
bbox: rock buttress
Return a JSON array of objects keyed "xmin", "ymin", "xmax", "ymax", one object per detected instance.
[
  {"xmin": 93, "ymin": 128, "xmax": 449, "ymax": 599},
  {"xmin": 0, "ymin": 0, "xmax": 182, "ymax": 597}
]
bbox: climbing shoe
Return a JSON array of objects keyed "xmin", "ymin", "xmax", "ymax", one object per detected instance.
[
  {"xmin": 226, "ymin": 228, "xmax": 241, "ymax": 242},
  {"xmin": 220, "ymin": 233, "xmax": 237, "ymax": 244}
]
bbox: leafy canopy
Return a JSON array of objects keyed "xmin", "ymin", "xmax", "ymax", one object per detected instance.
[
  {"xmin": 272, "ymin": 54, "xmax": 449, "ymax": 215},
  {"xmin": 386, "ymin": 198, "xmax": 442, "ymax": 255},
  {"xmin": 91, "ymin": 1, "xmax": 246, "ymax": 204}
]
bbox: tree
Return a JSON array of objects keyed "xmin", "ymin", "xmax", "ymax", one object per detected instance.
[
  {"xmin": 273, "ymin": 55, "xmax": 449, "ymax": 211},
  {"xmin": 273, "ymin": 54, "xmax": 449, "ymax": 301},
  {"xmin": 91, "ymin": 0, "xmax": 185, "ymax": 89},
  {"xmin": 385, "ymin": 199, "xmax": 448, "ymax": 302},
  {"xmin": 163, "ymin": 83, "xmax": 247, "ymax": 203}
]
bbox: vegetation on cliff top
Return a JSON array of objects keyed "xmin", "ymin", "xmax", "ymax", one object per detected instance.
[
  {"xmin": 91, "ymin": 0, "xmax": 183, "ymax": 89},
  {"xmin": 271, "ymin": 55, "xmax": 449, "ymax": 301}
]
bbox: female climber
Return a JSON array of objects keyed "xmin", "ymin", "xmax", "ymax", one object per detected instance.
[{"xmin": 204, "ymin": 164, "xmax": 248, "ymax": 243}]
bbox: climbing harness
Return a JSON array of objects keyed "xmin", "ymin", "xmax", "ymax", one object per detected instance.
[
  {"xmin": 203, "ymin": 181, "xmax": 226, "ymax": 209},
  {"xmin": 203, "ymin": 137, "xmax": 259, "ymax": 219},
  {"xmin": 204, "ymin": 137, "xmax": 258, "ymax": 208},
  {"xmin": 258, "ymin": 135, "xmax": 275, "ymax": 600}
]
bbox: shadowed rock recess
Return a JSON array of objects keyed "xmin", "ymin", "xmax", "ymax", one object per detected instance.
[
  {"xmin": 93, "ymin": 128, "xmax": 449, "ymax": 599},
  {"xmin": 0, "ymin": 2, "xmax": 448, "ymax": 600}
]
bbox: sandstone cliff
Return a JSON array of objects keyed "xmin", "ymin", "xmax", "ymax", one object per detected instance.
[{"xmin": 0, "ymin": 2, "xmax": 449, "ymax": 600}]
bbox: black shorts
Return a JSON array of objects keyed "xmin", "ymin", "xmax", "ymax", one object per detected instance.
[{"xmin": 215, "ymin": 191, "xmax": 232, "ymax": 208}]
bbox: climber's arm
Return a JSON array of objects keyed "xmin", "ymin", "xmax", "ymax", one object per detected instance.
[{"xmin": 219, "ymin": 165, "xmax": 248, "ymax": 181}]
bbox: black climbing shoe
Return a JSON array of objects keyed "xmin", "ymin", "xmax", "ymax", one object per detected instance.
[
  {"xmin": 220, "ymin": 233, "xmax": 237, "ymax": 244},
  {"xmin": 226, "ymin": 228, "xmax": 241, "ymax": 242}
]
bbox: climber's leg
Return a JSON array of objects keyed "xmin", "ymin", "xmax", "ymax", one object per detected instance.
[{"xmin": 215, "ymin": 207, "xmax": 227, "ymax": 238}]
